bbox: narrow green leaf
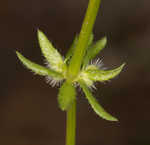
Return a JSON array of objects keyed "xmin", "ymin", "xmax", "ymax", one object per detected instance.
[
  {"xmin": 85, "ymin": 63, "xmax": 125, "ymax": 82},
  {"xmin": 38, "ymin": 30, "xmax": 66, "ymax": 73},
  {"xmin": 79, "ymin": 81, "xmax": 118, "ymax": 121},
  {"xmin": 65, "ymin": 33, "xmax": 94, "ymax": 64},
  {"xmin": 16, "ymin": 51, "xmax": 63, "ymax": 79},
  {"xmin": 58, "ymin": 81, "xmax": 76, "ymax": 111},
  {"xmin": 83, "ymin": 37, "xmax": 107, "ymax": 66},
  {"xmin": 87, "ymin": 33, "xmax": 94, "ymax": 47},
  {"xmin": 65, "ymin": 35, "xmax": 78, "ymax": 63}
]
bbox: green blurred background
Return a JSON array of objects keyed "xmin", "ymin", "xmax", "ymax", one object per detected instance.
[{"xmin": 0, "ymin": 0, "xmax": 150, "ymax": 145}]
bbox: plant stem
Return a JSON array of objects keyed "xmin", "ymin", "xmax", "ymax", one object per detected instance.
[
  {"xmin": 66, "ymin": 100, "xmax": 76, "ymax": 145},
  {"xmin": 68, "ymin": 0, "xmax": 101, "ymax": 80},
  {"xmin": 66, "ymin": 1, "xmax": 101, "ymax": 145}
]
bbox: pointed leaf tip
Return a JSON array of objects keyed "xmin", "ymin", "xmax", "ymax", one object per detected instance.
[
  {"xmin": 16, "ymin": 51, "xmax": 63, "ymax": 79},
  {"xmin": 84, "ymin": 63, "xmax": 125, "ymax": 82},
  {"xmin": 37, "ymin": 29, "xmax": 66, "ymax": 73},
  {"xmin": 90, "ymin": 36, "xmax": 107, "ymax": 57},
  {"xmin": 100, "ymin": 36, "xmax": 107, "ymax": 46},
  {"xmin": 65, "ymin": 34, "xmax": 79, "ymax": 63},
  {"xmin": 87, "ymin": 33, "xmax": 94, "ymax": 47}
]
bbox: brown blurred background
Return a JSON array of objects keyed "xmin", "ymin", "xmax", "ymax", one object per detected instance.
[{"xmin": 0, "ymin": 0, "xmax": 150, "ymax": 145}]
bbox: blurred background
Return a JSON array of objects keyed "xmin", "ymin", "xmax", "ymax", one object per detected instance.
[{"xmin": 0, "ymin": 0, "xmax": 150, "ymax": 145}]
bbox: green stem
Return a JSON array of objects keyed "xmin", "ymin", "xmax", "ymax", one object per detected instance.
[
  {"xmin": 66, "ymin": 100, "xmax": 76, "ymax": 145},
  {"xmin": 68, "ymin": 0, "xmax": 101, "ymax": 80},
  {"xmin": 66, "ymin": 1, "xmax": 101, "ymax": 145}
]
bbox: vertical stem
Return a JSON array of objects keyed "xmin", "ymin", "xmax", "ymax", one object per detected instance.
[
  {"xmin": 66, "ymin": 100, "xmax": 76, "ymax": 145},
  {"xmin": 68, "ymin": 0, "xmax": 101, "ymax": 80},
  {"xmin": 66, "ymin": 1, "xmax": 102, "ymax": 145}
]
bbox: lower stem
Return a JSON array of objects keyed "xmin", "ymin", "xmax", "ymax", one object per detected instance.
[{"xmin": 66, "ymin": 100, "xmax": 76, "ymax": 145}]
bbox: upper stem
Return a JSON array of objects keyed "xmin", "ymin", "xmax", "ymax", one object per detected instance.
[{"xmin": 68, "ymin": 0, "xmax": 101, "ymax": 80}]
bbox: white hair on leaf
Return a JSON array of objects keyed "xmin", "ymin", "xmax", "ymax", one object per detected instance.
[
  {"xmin": 45, "ymin": 76, "xmax": 62, "ymax": 87},
  {"xmin": 89, "ymin": 83, "xmax": 97, "ymax": 91},
  {"xmin": 92, "ymin": 58, "xmax": 104, "ymax": 68},
  {"xmin": 44, "ymin": 59, "xmax": 51, "ymax": 69}
]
